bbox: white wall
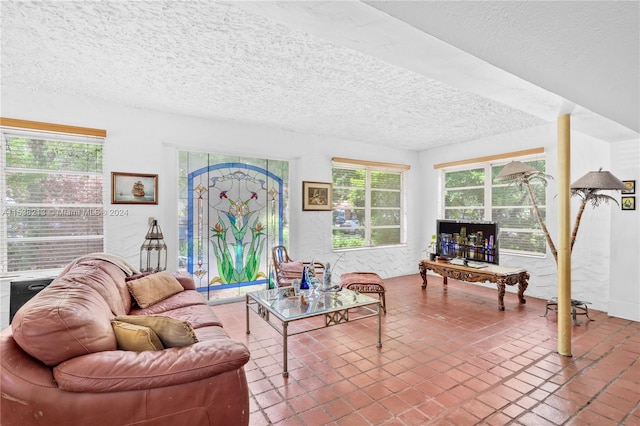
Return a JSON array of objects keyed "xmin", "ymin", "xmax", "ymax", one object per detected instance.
[
  {"xmin": 609, "ymin": 140, "xmax": 640, "ymax": 321},
  {"xmin": 1, "ymin": 87, "xmax": 637, "ymax": 327},
  {"xmin": 1, "ymin": 87, "xmax": 421, "ymax": 282},
  {"xmin": 419, "ymin": 122, "xmax": 638, "ymax": 318}
]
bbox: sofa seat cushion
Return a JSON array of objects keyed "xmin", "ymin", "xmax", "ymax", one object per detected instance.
[
  {"xmin": 127, "ymin": 271, "xmax": 184, "ymax": 308},
  {"xmin": 53, "ymin": 339, "xmax": 251, "ymax": 392},
  {"xmin": 112, "ymin": 321, "xmax": 164, "ymax": 351},
  {"xmin": 115, "ymin": 315, "xmax": 198, "ymax": 348},
  {"xmin": 193, "ymin": 325, "xmax": 230, "ymax": 342}
]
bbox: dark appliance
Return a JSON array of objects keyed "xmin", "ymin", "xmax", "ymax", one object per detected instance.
[{"xmin": 9, "ymin": 277, "xmax": 54, "ymax": 323}]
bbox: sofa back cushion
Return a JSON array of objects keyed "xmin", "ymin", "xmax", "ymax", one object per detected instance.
[{"xmin": 11, "ymin": 261, "xmax": 124, "ymax": 366}]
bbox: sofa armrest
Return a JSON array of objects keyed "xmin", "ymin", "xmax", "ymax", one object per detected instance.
[
  {"xmin": 1, "ymin": 329, "xmax": 58, "ymax": 389},
  {"xmin": 53, "ymin": 339, "xmax": 249, "ymax": 392}
]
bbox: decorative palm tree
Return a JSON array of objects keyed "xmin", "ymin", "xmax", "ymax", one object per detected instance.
[
  {"xmin": 495, "ymin": 162, "xmax": 628, "ymax": 264},
  {"xmin": 569, "ymin": 169, "xmax": 628, "ymax": 251},
  {"xmin": 495, "ymin": 161, "xmax": 558, "ymax": 263}
]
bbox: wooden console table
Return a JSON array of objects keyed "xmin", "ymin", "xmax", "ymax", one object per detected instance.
[{"xmin": 418, "ymin": 259, "xmax": 529, "ymax": 311}]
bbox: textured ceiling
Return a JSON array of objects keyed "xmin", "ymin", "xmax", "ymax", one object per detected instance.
[
  {"xmin": 1, "ymin": 1, "xmax": 637, "ymax": 151},
  {"xmin": 367, "ymin": 0, "xmax": 640, "ymax": 135}
]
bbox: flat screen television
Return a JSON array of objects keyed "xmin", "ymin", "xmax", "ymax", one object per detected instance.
[{"xmin": 435, "ymin": 219, "xmax": 499, "ymax": 265}]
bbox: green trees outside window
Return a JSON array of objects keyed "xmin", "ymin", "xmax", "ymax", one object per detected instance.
[
  {"xmin": 443, "ymin": 159, "xmax": 547, "ymax": 256},
  {"xmin": 2, "ymin": 132, "xmax": 104, "ymax": 272},
  {"xmin": 332, "ymin": 163, "xmax": 404, "ymax": 250}
]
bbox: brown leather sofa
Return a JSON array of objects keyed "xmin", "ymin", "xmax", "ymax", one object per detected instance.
[{"xmin": 1, "ymin": 256, "xmax": 250, "ymax": 426}]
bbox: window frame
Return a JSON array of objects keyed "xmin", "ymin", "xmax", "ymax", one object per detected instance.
[
  {"xmin": 0, "ymin": 118, "xmax": 106, "ymax": 273},
  {"xmin": 331, "ymin": 158, "xmax": 408, "ymax": 250},
  {"xmin": 439, "ymin": 153, "xmax": 547, "ymax": 258}
]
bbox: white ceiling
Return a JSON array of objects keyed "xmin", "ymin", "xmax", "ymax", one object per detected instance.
[
  {"xmin": 1, "ymin": 1, "xmax": 638, "ymax": 151},
  {"xmin": 366, "ymin": 1, "xmax": 640, "ymax": 136}
]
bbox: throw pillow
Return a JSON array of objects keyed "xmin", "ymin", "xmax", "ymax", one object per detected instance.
[
  {"xmin": 126, "ymin": 271, "xmax": 184, "ymax": 308},
  {"xmin": 114, "ymin": 315, "xmax": 199, "ymax": 348},
  {"xmin": 111, "ymin": 320, "xmax": 164, "ymax": 351}
]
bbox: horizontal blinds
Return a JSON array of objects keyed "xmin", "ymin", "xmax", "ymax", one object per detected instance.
[{"xmin": 1, "ymin": 122, "xmax": 105, "ymax": 272}]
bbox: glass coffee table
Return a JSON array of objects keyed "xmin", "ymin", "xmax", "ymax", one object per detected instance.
[{"xmin": 246, "ymin": 286, "xmax": 382, "ymax": 377}]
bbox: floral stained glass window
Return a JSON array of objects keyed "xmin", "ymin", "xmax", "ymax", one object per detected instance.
[{"xmin": 179, "ymin": 152, "xmax": 288, "ymax": 301}]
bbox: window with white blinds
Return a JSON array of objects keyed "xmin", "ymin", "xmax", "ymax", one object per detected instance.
[
  {"xmin": 331, "ymin": 158, "xmax": 409, "ymax": 250},
  {"xmin": 440, "ymin": 156, "xmax": 547, "ymax": 256},
  {"xmin": 1, "ymin": 124, "xmax": 105, "ymax": 273}
]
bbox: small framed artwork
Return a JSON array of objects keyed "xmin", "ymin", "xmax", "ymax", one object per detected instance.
[
  {"xmin": 111, "ymin": 172, "xmax": 158, "ymax": 205},
  {"xmin": 622, "ymin": 180, "xmax": 635, "ymax": 194},
  {"xmin": 302, "ymin": 181, "xmax": 332, "ymax": 211},
  {"xmin": 621, "ymin": 196, "xmax": 635, "ymax": 211}
]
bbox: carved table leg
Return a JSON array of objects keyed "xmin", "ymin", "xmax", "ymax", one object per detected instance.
[
  {"xmin": 497, "ymin": 281, "xmax": 506, "ymax": 311},
  {"xmin": 420, "ymin": 264, "xmax": 428, "ymax": 289},
  {"xmin": 518, "ymin": 273, "xmax": 529, "ymax": 304}
]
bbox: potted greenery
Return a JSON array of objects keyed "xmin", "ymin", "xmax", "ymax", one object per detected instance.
[{"xmin": 425, "ymin": 234, "xmax": 438, "ymax": 261}]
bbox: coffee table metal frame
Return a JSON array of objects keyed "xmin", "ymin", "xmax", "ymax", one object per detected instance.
[{"xmin": 246, "ymin": 286, "xmax": 382, "ymax": 377}]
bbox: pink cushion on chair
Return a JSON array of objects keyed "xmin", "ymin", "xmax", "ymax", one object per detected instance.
[
  {"xmin": 341, "ymin": 272, "xmax": 384, "ymax": 287},
  {"xmin": 340, "ymin": 272, "xmax": 386, "ymax": 313},
  {"xmin": 279, "ymin": 261, "xmax": 304, "ymax": 274}
]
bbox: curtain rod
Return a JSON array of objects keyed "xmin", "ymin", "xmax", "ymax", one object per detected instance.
[
  {"xmin": 433, "ymin": 147, "xmax": 544, "ymax": 169},
  {"xmin": 332, "ymin": 157, "xmax": 410, "ymax": 170},
  {"xmin": 0, "ymin": 117, "xmax": 107, "ymax": 138}
]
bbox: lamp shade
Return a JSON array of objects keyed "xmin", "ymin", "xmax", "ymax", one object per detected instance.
[
  {"xmin": 495, "ymin": 161, "xmax": 537, "ymax": 181},
  {"xmin": 570, "ymin": 170, "xmax": 628, "ymax": 190},
  {"xmin": 140, "ymin": 219, "xmax": 167, "ymax": 273}
]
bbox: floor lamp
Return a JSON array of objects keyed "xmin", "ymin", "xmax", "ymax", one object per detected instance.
[
  {"xmin": 495, "ymin": 161, "xmax": 628, "ymax": 260},
  {"xmin": 569, "ymin": 168, "xmax": 629, "ymax": 250}
]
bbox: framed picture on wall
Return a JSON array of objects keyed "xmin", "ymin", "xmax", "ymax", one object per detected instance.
[
  {"xmin": 302, "ymin": 181, "xmax": 332, "ymax": 211},
  {"xmin": 111, "ymin": 172, "xmax": 158, "ymax": 204},
  {"xmin": 621, "ymin": 196, "xmax": 635, "ymax": 211},
  {"xmin": 622, "ymin": 180, "xmax": 635, "ymax": 194}
]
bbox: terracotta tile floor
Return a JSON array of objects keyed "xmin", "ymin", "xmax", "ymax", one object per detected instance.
[{"xmin": 214, "ymin": 274, "xmax": 640, "ymax": 425}]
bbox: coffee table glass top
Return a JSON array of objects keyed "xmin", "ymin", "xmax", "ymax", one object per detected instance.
[{"xmin": 247, "ymin": 286, "xmax": 379, "ymax": 321}]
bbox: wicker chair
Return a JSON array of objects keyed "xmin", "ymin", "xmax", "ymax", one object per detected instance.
[{"xmin": 271, "ymin": 245, "xmax": 324, "ymax": 288}]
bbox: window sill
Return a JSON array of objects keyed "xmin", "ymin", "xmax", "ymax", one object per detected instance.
[
  {"xmin": 501, "ymin": 250, "xmax": 546, "ymax": 259},
  {"xmin": 332, "ymin": 243, "xmax": 407, "ymax": 254}
]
